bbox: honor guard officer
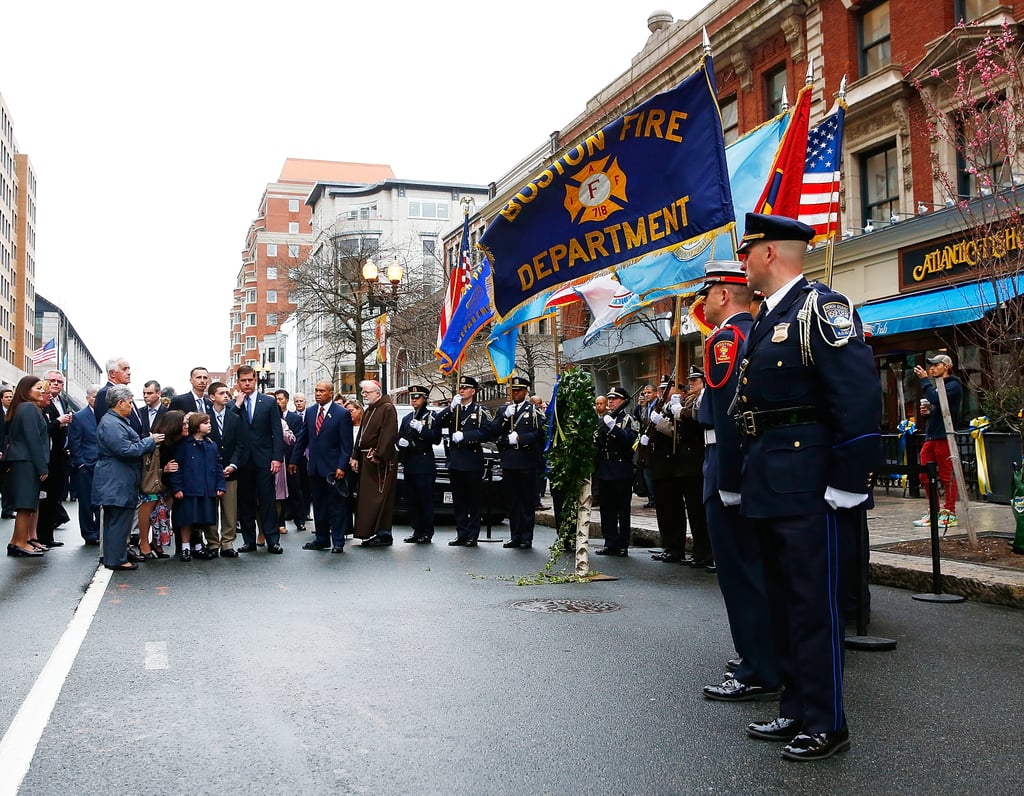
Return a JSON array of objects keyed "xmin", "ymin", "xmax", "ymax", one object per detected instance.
[
  {"xmin": 434, "ymin": 375, "xmax": 494, "ymax": 546},
  {"xmin": 398, "ymin": 385, "xmax": 438, "ymax": 544},
  {"xmin": 667, "ymin": 367, "xmax": 713, "ymax": 569},
  {"xmin": 594, "ymin": 386, "xmax": 639, "ymax": 556},
  {"xmin": 645, "ymin": 375, "xmax": 689, "ymax": 563},
  {"xmin": 694, "ymin": 260, "xmax": 782, "ymax": 704},
  {"xmin": 493, "ymin": 374, "xmax": 546, "ymax": 549},
  {"xmin": 734, "ymin": 213, "xmax": 881, "ymax": 762}
]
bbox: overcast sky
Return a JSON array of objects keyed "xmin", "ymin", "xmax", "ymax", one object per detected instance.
[{"xmin": 2, "ymin": 0, "xmax": 705, "ymax": 395}]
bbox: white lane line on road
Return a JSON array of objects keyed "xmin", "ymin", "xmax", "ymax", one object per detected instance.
[
  {"xmin": 144, "ymin": 641, "xmax": 169, "ymax": 670},
  {"xmin": 0, "ymin": 566, "xmax": 112, "ymax": 796}
]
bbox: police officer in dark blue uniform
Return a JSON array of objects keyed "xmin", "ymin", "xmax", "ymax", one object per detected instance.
[
  {"xmin": 398, "ymin": 385, "xmax": 437, "ymax": 544},
  {"xmin": 595, "ymin": 386, "xmax": 639, "ymax": 556},
  {"xmin": 694, "ymin": 260, "xmax": 781, "ymax": 703},
  {"xmin": 734, "ymin": 214, "xmax": 881, "ymax": 761},
  {"xmin": 492, "ymin": 374, "xmax": 545, "ymax": 549},
  {"xmin": 434, "ymin": 375, "xmax": 493, "ymax": 546}
]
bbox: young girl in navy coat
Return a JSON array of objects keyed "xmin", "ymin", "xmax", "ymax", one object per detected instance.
[{"xmin": 169, "ymin": 413, "xmax": 225, "ymax": 561}]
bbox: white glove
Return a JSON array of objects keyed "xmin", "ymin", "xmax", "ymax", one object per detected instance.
[
  {"xmin": 409, "ymin": 419, "xmax": 423, "ymax": 432},
  {"xmin": 602, "ymin": 414, "xmax": 615, "ymax": 429},
  {"xmin": 504, "ymin": 404, "xmax": 516, "ymax": 418},
  {"xmin": 669, "ymin": 402, "xmax": 683, "ymax": 418},
  {"xmin": 719, "ymin": 490, "xmax": 741, "ymax": 506},
  {"xmin": 397, "ymin": 437, "xmax": 410, "ymax": 448},
  {"xmin": 824, "ymin": 486, "xmax": 868, "ymax": 510},
  {"xmin": 452, "ymin": 431, "xmax": 464, "ymax": 443},
  {"xmin": 649, "ymin": 410, "xmax": 663, "ymax": 425},
  {"xmin": 450, "ymin": 395, "xmax": 461, "ymax": 410},
  {"xmin": 507, "ymin": 432, "xmax": 519, "ymax": 445},
  {"xmin": 670, "ymin": 393, "xmax": 681, "ymax": 406},
  {"xmin": 639, "ymin": 434, "xmax": 650, "ymax": 446}
]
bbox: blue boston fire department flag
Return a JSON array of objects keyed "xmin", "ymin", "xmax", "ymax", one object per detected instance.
[
  {"xmin": 437, "ymin": 255, "xmax": 494, "ymax": 376},
  {"xmin": 482, "ymin": 58, "xmax": 733, "ymax": 318}
]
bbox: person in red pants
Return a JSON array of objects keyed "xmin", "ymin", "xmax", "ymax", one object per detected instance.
[{"xmin": 913, "ymin": 354, "xmax": 963, "ymax": 528}]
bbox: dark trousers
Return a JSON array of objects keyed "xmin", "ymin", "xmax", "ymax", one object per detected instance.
[
  {"xmin": 237, "ymin": 465, "xmax": 280, "ymax": 547},
  {"xmin": 681, "ymin": 474, "xmax": 712, "ymax": 561},
  {"xmin": 283, "ymin": 467, "xmax": 305, "ymax": 525},
  {"xmin": 652, "ymin": 475, "xmax": 685, "ymax": 556},
  {"xmin": 755, "ymin": 510, "xmax": 846, "ymax": 734},
  {"xmin": 100, "ymin": 505, "xmax": 135, "ymax": 568},
  {"xmin": 37, "ymin": 463, "xmax": 69, "ymax": 545},
  {"xmin": 598, "ymin": 477, "xmax": 632, "ymax": 550},
  {"xmin": 705, "ymin": 496, "xmax": 780, "ymax": 688},
  {"xmin": 296, "ymin": 459, "xmax": 311, "ymax": 523},
  {"xmin": 309, "ymin": 474, "xmax": 348, "ymax": 547},
  {"xmin": 74, "ymin": 465, "xmax": 100, "ymax": 540},
  {"xmin": 504, "ymin": 467, "xmax": 537, "ymax": 544},
  {"xmin": 450, "ymin": 468, "xmax": 483, "ymax": 541},
  {"xmin": 405, "ymin": 470, "xmax": 435, "ymax": 539}
]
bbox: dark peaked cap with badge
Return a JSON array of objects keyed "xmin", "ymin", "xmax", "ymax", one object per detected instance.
[
  {"xmin": 697, "ymin": 259, "xmax": 747, "ymax": 295},
  {"xmin": 458, "ymin": 376, "xmax": 478, "ymax": 390},
  {"xmin": 509, "ymin": 375, "xmax": 530, "ymax": 390},
  {"xmin": 409, "ymin": 385, "xmax": 430, "ymax": 398},
  {"xmin": 736, "ymin": 213, "xmax": 816, "ymax": 254},
  {"xmin": 606, "ymin": 386, "xmax": 630, "ymax": 402},
  {"xmin": 687, "ymin": 366, "xmax": 705, "ymax": 381}
]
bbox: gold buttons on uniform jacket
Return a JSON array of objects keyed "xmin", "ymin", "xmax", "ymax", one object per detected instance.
[
  {"xmin": 742, "ymin": 377, "xmax": 748, "ymax": 384},
  {"xmin": 777, "ymin": 361, "xmax": 783, "ymax": 367},
  {"xmin": 794, "ymin": 441, "xmax": 801, "ymax": 447}
]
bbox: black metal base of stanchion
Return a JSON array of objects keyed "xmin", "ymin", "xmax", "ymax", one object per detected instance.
[
  {"xmin": 912, "ymin": 592, "xmax": 966, "ymax": 603},
  {"xmin": 476, "ymin": 538, "xmax": 506, "ymax": 543},
  {"xmin": 845, "ymin": 635, "xmax": 897, "ymax": 651}
]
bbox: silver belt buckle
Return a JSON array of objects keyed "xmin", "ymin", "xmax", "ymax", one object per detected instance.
[{"xmin": 740, "ymin": 411, "xmax": 757, "ymax": 436}]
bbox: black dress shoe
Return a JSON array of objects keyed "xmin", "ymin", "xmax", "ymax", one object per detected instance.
[
  {"xmin": 726, "ymin": 657, "xmax": 742, "ymax": 673},
  {"xmin": 238, "ymin": 543, "xmax": 257, "ymax": 553},
  {"xmin": 702, "ymin": 678, "xmax": 781, "ymax": 702},
  {"xmin": 595, "ymin": 547, "xmax": 616, "ymax": 555},
  {"xmin": 83, "ymin": 538, "xmax": 100, "ymax": 546},
  {"xmin": 415, "ymin": 537, "xmax": 432, "ymax": 544},
  {"xmin": 127, "ymin": 549, "xmax": 146, "ymax": 562},
  {"xmin": 465, "ymin": 539, "xmax": 478, "ymax": 547},
  {"xmin": 294, "ymin": 524, "xmax": 306, "ymax": 532},
  {"xmin": 502, "ymin": 541, "xmax": 520, "ymax": 548},
  {"xmin": 705, "ymin": 562, "xmax": 718, "ymax": 573},
  {"xmin": 747, "ymin": 717, "xmax": 802, "ymax": 741},
  {"xmin": 361, "ymin": 536, "xmax": 393, "ymax": 547},
  {"xmin": 179, "ymin": 549, "xmax": 192, "ymax": 562},
  {"xmin": 652, "ymin": 552, "xmax": 682, "ymax": 562},
  {"xmin": 781, "ymin": 727, "xmax": 850, "ymax": 761},
  {"xmin": 688, "ymin": 557, "xmax": 713, "ymax": 568},
  {"xmin": 45, "ymin": 540, "xmax": 65, "ymax": 548},
  {"xmin": 404, "ymin": 535, "xmax": 426, "ymax": 543},
  {"xmin": 195, "ymin": 548, "xmax": 219, "ymax": 560},
  {"xmin": 105, "ymin": 562, "xmax": 138, "ymax": 571},
  {"xmin": 1, "ymin": 510, "xmax": 17, "ymax": 519},
  {"xmin": 7, "ymin": 544, "xmax": 43, "ymax": 557},
  {"xmin": 220, "ymin": 548, "xmax": 238, "ymax": 558},
  {"xmin": 448, "ymin": 539, "xmax": 469, "ymax": 546},
  {"xmin": 267, "ymin": 544, "xmax": 284, "ymax": 554},
  {"xmin": 303, "ymin": 541, "xmax": 330, "ymax": 550},
  {"xmin": 331, "ymin": 547, "xmax": 345, "ymax": 554},
  {"xmin": 519, "ymin": 543, "xmax": 532, "ymax": 549}
]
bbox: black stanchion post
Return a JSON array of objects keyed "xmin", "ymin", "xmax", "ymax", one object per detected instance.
[
  {"xmin": 845, "ymin": 508, "xmax": 896, "ymax": 651},
  {"xmin": 913, "ymin": 461, "xmax": 966, "ymax": 604}
]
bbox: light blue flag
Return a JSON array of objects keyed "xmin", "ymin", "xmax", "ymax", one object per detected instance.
[
  {"xmin": 485, "ymin": 290, "xmax": 556, "ymax": 382},
  {"xmin": 438, "ymin": 255, "xmax": 495, "ymax": 375},
  {"xmin": 616, "ymin": 114, "xmax": 790, "ymax": 298}
]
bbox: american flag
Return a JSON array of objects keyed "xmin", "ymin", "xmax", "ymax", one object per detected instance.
[
  {"xmin": 799, "ymin": 102, "xmax": 846, "ymax": 241},
  {"xmin": 436, "ymin": 210, "xmax": 472, "ymax": 352},
  {"xmin": 31, "ymin": 338, "xmax": 57, "ymax": 366}
]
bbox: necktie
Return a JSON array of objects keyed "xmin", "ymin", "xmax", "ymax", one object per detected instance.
[
  {"xmin": 245, "ymin": 395, "xmax": 253, "ymax": 422},
  {"xmin": 316, "ymin": 406, "xmax": 325, "ymax": 434},
  {"xmin": 149, "ymin": 407, "xmax": 156, "ymax": 425},
  {"xmin": 197, "ymin": 395, "xmax": 204, "ymax": 413},
  {"xmin": 217, "ymin": 412, "xmax": 224, "ymax": 436}
]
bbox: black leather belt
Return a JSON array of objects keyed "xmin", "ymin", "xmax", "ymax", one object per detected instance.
[{"xmin": 736, "ymin": 406, "xmax": 822, "ymax": 437}]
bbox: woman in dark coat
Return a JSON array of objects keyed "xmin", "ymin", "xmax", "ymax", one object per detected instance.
[
  {"xmin": 94, "ymin": 385, "xmax": 163, "ymax": 571},
  {"xmin": 5, "ymin": 375, "xmax": 50, "ymax": 557}
]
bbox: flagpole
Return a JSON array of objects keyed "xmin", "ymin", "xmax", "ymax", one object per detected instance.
[
  {"xmin": 551, "ymin": 312, "xmax": 560, "ymax": 376},
  {"xmin": 824, "ymin": 75, "xmax": 848, "ymax": 287},
  {"xmin": 672, "ymin": 295, "xmax": 682, "ymax": 453}
]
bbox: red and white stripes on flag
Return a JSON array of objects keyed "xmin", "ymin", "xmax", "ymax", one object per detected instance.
[
  {"xmin": 437, "ymin": 211, "xmax": 472, "ymax": 351},
  {"xmin": 798, "ymin": 101, "xmax": 846, "ymax": 242},
  {"xmin": 31, "ymin": 338, "xmax": 57, "ymax": 366}
]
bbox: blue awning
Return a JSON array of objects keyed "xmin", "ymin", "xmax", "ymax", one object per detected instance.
[{"xmin": 858, "ymin": 275, "xmax": 1024, "ymax": 337}]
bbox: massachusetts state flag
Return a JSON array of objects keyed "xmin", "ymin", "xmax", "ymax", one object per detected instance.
[
  {"xmin": 799, "ymin": 100, "xmax": 846, "ymax": 241},
  {"xmin": 32, "ymin": 338, "xmax": 57, "ymax": 366}
]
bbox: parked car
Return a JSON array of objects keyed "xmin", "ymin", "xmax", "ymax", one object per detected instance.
[{"xmin": 392, "ymin": 405, "xmax": 508, "ymax": 526}]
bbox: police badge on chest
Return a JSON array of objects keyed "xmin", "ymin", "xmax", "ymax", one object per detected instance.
[{"xmin": 771, "ymin": 322, "xmax": 790, "ymax": 343}]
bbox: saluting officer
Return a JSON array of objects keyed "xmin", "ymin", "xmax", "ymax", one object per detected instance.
[
  {"xmin": 434, "ymin": 375, "xmax": 493, "ymax": 546},
  {"xmin": 594, "ymin": 386, "xmax": 639, "ymax": 556},
  {"xmin": 646, "ymin": 375, "xmax": 687, "ymax": 562},
  {"xmin": 493, "ymin": 374, "xmax": 545, "ymax": 550},
  {"xmin": 667, "ymin": 367, "xmax": 713, "ymax": 569},
  {"xmin": 398, "ymin": 385, "xmax": 438, "ymax": 544},
  {"xmin": 734, "ymin": 214, "xmax": 881, "ymax": 762},
  {"xmin": 694, "ymin": 260, "xmax": 781, "ymax": 704}
]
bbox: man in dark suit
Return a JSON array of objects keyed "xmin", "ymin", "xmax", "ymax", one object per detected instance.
[
  {"xmin": 230, "ymin": 365, "xmax": 285, "ymax": 554},
  {"xmin": 68, "ymin": 385, "xmax": 101, "ymax": 543},
  {"xmin": 275, "ymin": 388, "xmax": 306, "ymax": 532},
  {"xmin": 735, "ymin": 214, "xmax": 881, "ymax": 762},
  {"xmin": 96, "ymin": 357, "xmax": 143, "ymax": 433},
  {"xmin": 39, "ymin": 370, "xmax": 74, "ymax": 546},
  {"xmin": 0, "ymin": 385, "xmax": 13, "ymax": 518},
  {"xmin": 206, "ymin": 381, "xmax": 243, "ymax": 557},
  {"xmin": 290, "ymin": 380, "xmax": 353, "ymax": 553},
  {"xmin": 139, "ymin": 380, "xmax": 168, "ymax": 435},
  {"xmin": 169, "ymin": 367, "xmax": 213, "ymax": 415}
]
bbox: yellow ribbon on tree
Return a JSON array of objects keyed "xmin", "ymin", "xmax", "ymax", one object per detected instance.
[{"xmin": 970, "ymin": 416, "xmax": 991, "ymax": 496}]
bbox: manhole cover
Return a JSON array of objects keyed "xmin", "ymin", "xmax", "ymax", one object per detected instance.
[{"xmin": 511, "ymin": 598, "xmax": 622, "ymax": 614}]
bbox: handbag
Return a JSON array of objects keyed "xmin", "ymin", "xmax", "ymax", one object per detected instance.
[{"xmin": 141, "ymin": 451, "xmax": 164, "ymax": 494}]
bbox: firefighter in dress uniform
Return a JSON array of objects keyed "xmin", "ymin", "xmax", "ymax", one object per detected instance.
[
  {"xmin": 433, "ymin": 375, "xmax": 493, "ymax": 546},
  {"xmin": 595, "ymin": 386, "xmax": 639, "ymax": 556},
  {"xmin": 733, "ymin": 213, "xmax": 881, "ymax": 762},
  {"xmin": 398, "ymin": 385, "xmax": 438, "ymax": 543},
  {"xmin": 492, "ymin": 374, "xmax": 545, "ymax": 549}
]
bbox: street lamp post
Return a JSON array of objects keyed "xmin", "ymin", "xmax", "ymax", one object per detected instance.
[{"xmin": 362, "ymin": 256, "xmax": 404, "ymax": 394}]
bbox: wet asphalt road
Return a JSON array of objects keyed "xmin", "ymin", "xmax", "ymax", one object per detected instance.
[{"xmin": 2, "ymin": 518, "xmax": 1023, "ymax": 795}]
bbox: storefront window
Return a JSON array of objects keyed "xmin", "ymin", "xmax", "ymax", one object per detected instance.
[
  {"xmin": 860, "ymin": 142, "xmax": 899, "ymax": 224},
  {"xmin": 859, "ymin": 2, "xmax": 891, "ymax": 76}
]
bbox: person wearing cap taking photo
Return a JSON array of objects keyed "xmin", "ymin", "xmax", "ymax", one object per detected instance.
[
  {"xmin": 434, "ymin": 375, "xmax": 494, "ymax": 546},
  {"xmin": 594, "ymin": 386, "xmax": 639, "ymax": 556},
  {"xmin": 734, "ymin": 212, "xmax": 881, "ymax": 762},
  {"xmin": 397, "ymin": 384, "xmax": 438, "ymax": 544},
  {"xmin": 912, "ymin": 354, "xmax": 963, "ymax": 528},
  {"xmin": 492, "ymin": 374, "xmax": 545, "ymax": 550},
  {"xmin": 694, "ymin": 259, "xmax": 781, "ymax": 706}
]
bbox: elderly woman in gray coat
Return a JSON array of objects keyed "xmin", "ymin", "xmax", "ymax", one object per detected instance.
[{"xmin": 93, "ymin": 385, "xmax": 164, "ymax": 571}]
